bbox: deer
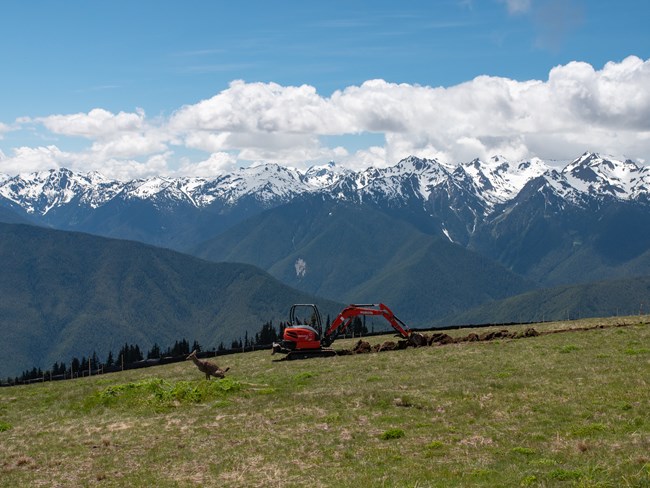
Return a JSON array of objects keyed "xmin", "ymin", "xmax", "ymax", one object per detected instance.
[{"xmin": 187, "ymin": 350, "xmax": 230, "ymax": 379}]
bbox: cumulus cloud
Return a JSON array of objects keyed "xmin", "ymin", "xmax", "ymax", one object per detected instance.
[
  {"xmin": 170, "ymin": 80, "xmax": 349, "ymax": 135},
  {"xmin": 2, "ymin": 56, "xmax": 649, "ymax": 178},
  {"xmin": 37, "ymin": 108, "xmax": 145, "ymax": 138},
  {"xmin": 178, "ymin": 152, "xmax": 238, "ymax": 176},
  {"xmin": 33, "ymin": 108, "xmax": 170, "ymax": 160},
  {"xmin": 0, "ymin": 145, "xmax": 71, "ymax": 174}
]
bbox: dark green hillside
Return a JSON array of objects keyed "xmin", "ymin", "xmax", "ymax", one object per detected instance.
[
  {"xmin": 443, "ymin": 274, "xmax": 650, "ymax": 325},
  {"xmin": 0, "ymin": 223, "xmax": 341, "ymax": 377},
  {"xmin": 193, "ymin": 197, "xmax": 534, "ymax": 325},
  {"xmin": 0, "ymin": 203, "xmax": 32, "ymax": 224},
  {"xmin": 350, "ymin": 236, "xmax": 535, "ymax": 324},
  {"xmin": 471, "ymin": 183, "xmax": 650, "ymax": 287}
]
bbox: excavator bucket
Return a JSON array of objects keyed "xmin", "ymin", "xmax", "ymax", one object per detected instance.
[{"xmin": 407, "ymin": 332, "xmax": 428, "ymax": 347}]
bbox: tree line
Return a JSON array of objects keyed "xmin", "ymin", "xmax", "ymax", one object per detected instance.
[
  {"xmin": 5, "ymin": 316, "xmax": 371, "ymax": 386},
  {"xmin": 11, "ymin": 339, "xmax": 200, "ymax": 385},
  {"xmin": 6, "ymin": 320, "xmax": 280, "ymax": 385}
]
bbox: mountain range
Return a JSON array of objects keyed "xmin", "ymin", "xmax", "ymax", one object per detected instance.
[
  {"xmin": 2, "ymin": 151, "xmax": 649, "ymax": 288},
  {"xmin": 2, "ymin": 151, "xmax": 650, "ymax": 375}
]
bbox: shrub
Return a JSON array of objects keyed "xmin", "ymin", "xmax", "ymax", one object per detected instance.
[
  {"xmin": 380, "ymin": 428, "xmax": 405, "ymax": 440},
  {"xmin": 426, "ymin": 440, "xmax": 444, "ymax": 450},
  {"xmin": 549, "ymin": 468, "xmax": 582, "ymax": 481}
]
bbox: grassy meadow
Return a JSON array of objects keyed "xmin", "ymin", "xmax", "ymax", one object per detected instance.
[{"xmin": 0, "ymin": 317, "xmax": 649, "ymax": 487}]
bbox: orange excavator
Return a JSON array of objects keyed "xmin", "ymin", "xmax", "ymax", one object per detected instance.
[{"xmin": 271, "ymin": 303, "xmax": 413, "ymax": 360}]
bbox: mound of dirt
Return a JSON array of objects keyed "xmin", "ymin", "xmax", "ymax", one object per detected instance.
[
  {"xmin": 331, "ymin": 320, "xmax": 642, "ymax": 357},
  {"xmin": 373, "ymin": 341, "xmax": 397, "ymax": 352},
  {"xmin": 338, "ymin": 326, "xmax": 544, "ymax": 356},
  {"xmin": 352, "ymin": 340, "xmax": 372, "ymax": 354},
  {"xmin": 428, "ymin": 332, "xmax": 455, "ymax": 345}
]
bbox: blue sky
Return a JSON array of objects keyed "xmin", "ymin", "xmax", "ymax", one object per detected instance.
[{"xmin": 1, "ymin": 0, "xmax": 649, "ymax": 178}]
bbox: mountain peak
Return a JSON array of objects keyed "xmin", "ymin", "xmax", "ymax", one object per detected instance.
[
  {"xmin": 562, "ymin": 152, "xmax": 641, "ymax": 199},
  {"xmin": 304, "ymin": 161, "xmax": 351, "ymax": 188},
  {"xmin": 394, "ymin": 155, "xmax": 448, "ymax": 173}
]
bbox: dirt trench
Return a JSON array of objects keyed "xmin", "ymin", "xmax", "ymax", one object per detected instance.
[{"xmin": 337, "ymin": 321, "xmax": 637, "ymax": 356}]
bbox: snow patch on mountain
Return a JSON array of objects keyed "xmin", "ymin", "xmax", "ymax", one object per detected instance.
[
  {"xmin": 304, "ymin": 161, "xmax": 352, "ymax": 188},
  {"xmin": 0, "ymin": 168, "xmax": 122, "ymax": 214},
  {"xmin": 459, "ymin": 156, "xmax": 550, "ymax": 210},
  {"xmin": 562, "ymin": 152, "xmax": 643, "ymax": 199},
  {"xmin": 0, "ymin": 152, "xmax": 647, "ymax": 219}
]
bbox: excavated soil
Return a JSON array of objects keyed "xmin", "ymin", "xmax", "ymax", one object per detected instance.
[{"xmin": 337, "ymin": 322, "xmax": 636, "ymax": 356}]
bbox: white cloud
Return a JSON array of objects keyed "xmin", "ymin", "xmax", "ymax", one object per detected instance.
[
  {"xmin": 3, "ymin": 55, "xmax": 649, "ymax": 178},
  {"xmin": 93, "ymin": 154, "xmax": 172, "ymax": 181},
  {"xmin": 37, "ymin": 108, "xmax": 145, "ymax": 138},
  {"xmin": 0, "ymin": 145, "xmax": 70, "ymax": 174},
  {"xmin": 32, "ymin": 108, "xmax": 170, "ymax": 161},
  {"xmin": 177, "ymin": 152, "xmax": 238, "ymax": 176},
  {"xmin": 170, "ymin": 80, "xmax": 349, "ymax": 135}
]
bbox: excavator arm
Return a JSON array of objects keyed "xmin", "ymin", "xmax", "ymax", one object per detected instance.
[{"xmin": 320, "ymin": 303, "xmax": 411, "ymax": 347}]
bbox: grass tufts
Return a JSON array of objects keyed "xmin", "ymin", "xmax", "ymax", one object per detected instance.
[
  {"xmin": 380, "ymin": 428, "xmax": 406, "ymax": 440},
  {"xmin": 84, "ymin": 377, "xmax": 241, "ymax": 411}
]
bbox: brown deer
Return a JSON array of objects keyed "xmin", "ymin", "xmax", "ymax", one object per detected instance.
[{"xmin": 187, "ymin": 350, "xmax": 230, "ymax": 379}]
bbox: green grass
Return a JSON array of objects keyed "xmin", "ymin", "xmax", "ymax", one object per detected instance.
[{"xmin": 1, "ymin": 317, "xmax": 649, "ymax": 487}]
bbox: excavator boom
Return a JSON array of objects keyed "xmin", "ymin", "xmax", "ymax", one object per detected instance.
[{"xmin": 320, "ymin": 303, "xmax": 410, "ymax": 347}]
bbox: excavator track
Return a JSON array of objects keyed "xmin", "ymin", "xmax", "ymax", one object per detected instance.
[{"xmin": 281, "ymin": 348, "xmax": 337, "ymax": 360}]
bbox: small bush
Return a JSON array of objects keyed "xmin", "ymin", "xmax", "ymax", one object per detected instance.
[
  {"xmin": 380, "ymin": 428, "xmax": 405, "ymax": 440},
  {"xmin": 0, "ymin": 421, "xmax": 12, "ymax": 432},
  {"xmin": 520, "ymin": 474, "xmax": 537, "ymax": 486},
  {"xmin": 293, "ymin": 372, "xmax": 315, "ymax": 384},
  {"xmin": 571, "ymin": 423, "xmax": 606, "ymax": 437},
  {"xmin": 560, "ymin": 344, "xmax": 579, "ymax": 353},
  {"xmin": 625, "ymin": 347, "xmax": 649, "ymax": 355},
  {"xmin": 549, "ymin": 468, "xmax": 582, "ymax": 481},
  {"xmin": 426, "ymin": 440, "xmax": 444, "ymax": 450}
]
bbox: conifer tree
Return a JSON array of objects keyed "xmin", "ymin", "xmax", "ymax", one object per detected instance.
[
  {"xmin": 147, "ymin": 343, "xmax": 161, "ymax": 359},
  {"xmin": 71, "ymin": 357, "xmax": 80, "ymax": 375}
]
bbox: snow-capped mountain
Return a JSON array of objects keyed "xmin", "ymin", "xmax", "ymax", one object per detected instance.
[
  {"xmin": 458, "ymin": 155, "xmax": 550, "ymax": 209},
  {"xmin": 303, "ymin": 161, "xmax": 353, "ymax": 189},
  {"xmin": 1, "ymin": 152, "xmax": 646, "ymax": 216},
  {"xmin": 561, "ymin": 152, "xmax": 648, "ymax": 200},
  {"xmin": 0, "ymin": 168, "xmax": 122, "ymax": 214},
  {"xmin": 0, "ymin": 151, "xmax": 648, "ymax": 253}
]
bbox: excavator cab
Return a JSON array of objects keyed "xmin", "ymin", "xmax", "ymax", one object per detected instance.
[
  {"xmin": 289, "ymin": 304, "xmax": 323, "ymax": 339},
  {"xmin": 271, "ymin": 304, "xmax": 328, "ymax": 356}
]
